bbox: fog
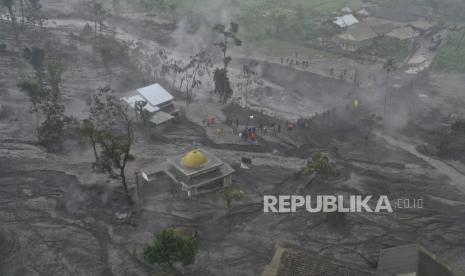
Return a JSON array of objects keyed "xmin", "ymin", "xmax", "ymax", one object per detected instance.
[{"xmin": 2, "ymin": 0, "xmax": 465, "ymax": 275}]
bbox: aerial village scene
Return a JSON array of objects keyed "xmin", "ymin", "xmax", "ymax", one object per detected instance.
[{"xmin": 2, "ymin": 0, "xmax": 465, "ymax": 275}]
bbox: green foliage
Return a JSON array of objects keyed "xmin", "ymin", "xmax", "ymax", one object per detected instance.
[
  {"xmin": 383, "ymin": 57, "xmax": 397, "ymax": 73},
  {"xmin": 23, "ymin": 47, "xmax": 45, "ymax": 81},
  {"xmin": 299, "ymin": 151, "xmax": 338, "ymax": 180},
  {"xmin": 78, "ymin": 119, "xmax": 100, "ymax": 162},
  {"xmin": 222, "ymin": 186, "xmax": 244, "ymax": 209},
  {"xmin": 17, "ymin": 79, "xmax": 43, "ymax": 113},
  {"xmin": 433, "ymin": 30, "xmax": 465, "ymax": 73},
  {"xmin": 47, "ymin": 62, "xmax": 64, "ymax": 96},
  {"xmin": 86, "ymin": 86, "xmax": 134, "ymax": 204},
  {"xmin": 37, "ymin": 114, "xmax": 65, "ymax": 148},
  {"xmin": 213, "ymin": 68, "xmax": 233, "ymax": 103},
  {"xmin": 143, "ymin": 229, "xmax": 199, "ymax": 269},
  {"xmin": 18, "ymin": 56, "xmax": 68, "ymax": 150}
]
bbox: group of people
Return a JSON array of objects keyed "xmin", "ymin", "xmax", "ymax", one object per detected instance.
[
  {"xmin": 280, "ymin": 57, "xmax": 310, "ymax": 69},
  {"xmin": 204, "ymin": 110, "xmax": 335, "ymax": 143}
]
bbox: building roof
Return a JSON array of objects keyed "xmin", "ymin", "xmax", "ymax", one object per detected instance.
[
  {"xmin": 137, "ymin": 83, "xmax": 174, "ymax": 108},
  {"xmin": 167, "ymin": 148, "xmax": 225, "ymax": 177},
  {"xmin": 120, "ymin": 83, "xmax": 174, "ymax": 114},
  {"xmin": 370, "ymin": 22, "xmax": 397, "ymax": 35},
  {"xmin": 356, "ymin": 8, "xmax": 370, "ymax": 17},
  {"xmin": 338, "ymin": 22, "xmax": 378, "ymax": 42},
  {"xmin": 262, "ymin": 247, "xmax": 383, "ymax": 276},
  {"xmin": 386, "ymin": 26, "xmax": 417, "ymax": 40},
  {"xmin": 378, "ymin": 244, "xmax": 462, "ymax": 276},
  {"xmin": 150, "ymin": 110, "xmax": 173, "ymax": 125},
  {"xmin": 376, "ymin": 4, "xmax": 433, "ymax": 22},
  {"xmin": 181, "ymin": 149, "xmax": 209, "ymax": 169},
  {"xmin": 333, "ymin": 14, "xmax": 359, "ymax": 28},
  {"xmin": 408, "ymin": 20, "xmax": 435, "ymax": 31}
]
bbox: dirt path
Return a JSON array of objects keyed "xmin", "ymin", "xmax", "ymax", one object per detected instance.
[{"xmin": 378, "ymin": 131, "xmax": 465, "ymax": 194}]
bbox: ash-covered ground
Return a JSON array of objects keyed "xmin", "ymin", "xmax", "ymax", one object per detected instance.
[{"xmin": 2, "ymin": 1, "xmax": 465, "ymax": 275}]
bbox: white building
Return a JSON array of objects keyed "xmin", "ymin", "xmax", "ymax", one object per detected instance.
[{"xmin": 121, "ymin": 83, "xmax": 177, "ymax": 125}]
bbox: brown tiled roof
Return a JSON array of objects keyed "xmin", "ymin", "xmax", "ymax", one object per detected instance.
[{"xmin": 272, "ymin": 249, "xmax": 383, "ymax": 276}]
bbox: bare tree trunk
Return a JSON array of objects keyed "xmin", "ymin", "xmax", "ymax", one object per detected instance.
[
  {"xmin": 120, "ymin": 167, "xmax": 132, "ymax": 205},
  {"xmin": 90, "ymin": 138, "xmax": 99, "ymax": 163},
  {"xmin": 20, "ymin": 0, "xmax": 24, "ymax": 27}
]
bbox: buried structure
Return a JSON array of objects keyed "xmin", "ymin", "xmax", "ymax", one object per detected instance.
[{"xmin": 164, "ymin": 149, "xmax": 234, "ymax": 196}]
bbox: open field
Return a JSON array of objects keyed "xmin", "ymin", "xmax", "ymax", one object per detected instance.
[{"xmin": 432, "ymin": 30, "xmax": 465, "ymax": 73}]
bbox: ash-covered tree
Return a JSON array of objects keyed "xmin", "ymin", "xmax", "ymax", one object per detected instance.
[
  {"xmin": 36, "ymin": 92, "xmax": 66, "ymax": 149},
  {"xmin": 78, "ymin": 119, "xmax": 100, "ymax": 163},
  {"xmin": 1, "ymin": 0, "xmax": 16, "ymax": 29},
  {"xmin": 87, "ymin": 86, "xmax": 135, "ymax": 205},
  {"xmin": 25, "ymin": 0, "xmax": 43, "ymax": 26},
  {"xmin": 144, "ymin": 229, "xmax": 199, "ymax": 272},
  {"xmin": 213, "ymin": 22, "xmax": 241, "ymax": 103},
  {"xmin": 383, "ymin": 58, "xmax": 397, "ymax": 74},
  {"xmin": 299, "ymin": 151, "xmax": 338, "ymax": 183},
  {"xmin": 222, "ymin": 185, "xmax": 244, "ymax": 211},
  {"xmin": 238, "ymin": 60, "xmax": 262, "ymax": 106},
  {"xmin": 179, "ymin": 51, "xmax": 212, "ymax": 105},
  {"xmin": 18, "ymin": 61, "xmax": 67, "ymax": 149},
  {"xmin": 23, "ymin": 47, "xmax": 45, "ymax": 85},
  {"xmin": 87, "ymin": 0, "xmax": 107, "ymax": 42},
  {"xmin": 37, "ymin": 62, "xmax": 66, "ymax": 149},
  {"xmin": 17, "ymin": 79, "xmax": 43, "ymax": 131}
]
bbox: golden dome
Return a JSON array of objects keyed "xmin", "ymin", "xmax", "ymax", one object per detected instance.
[{"xmin": 181, "ymin": 149, "xmax": 208, "ymax": 169}]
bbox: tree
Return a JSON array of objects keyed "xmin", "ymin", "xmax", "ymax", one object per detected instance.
[
  {"xmin": 23, "ymin": 47, "xmax": 45, "ymax": 85},
  {"xmin": 17, "ymin": 79, "xmax": 43, "ymax": 130},
  {"xmin": 78, "ymin": 119, "xmax": 100, "ymax": 163},
  {"xmin": 213, "ymin": 22, "xmax": 242, "ymax": 71},
  {"xmin": 238, "ymin": 60, "xmax": 262, "ymax": 106},
  {"xmin": 144, "ymin": 229, "xmax": 199, "ymax": 272},
  {"xmin": 222, "ymin": 186, "xmax": 244, "ymax": 211},
  {"xmin": 179, "ymin": 51, "xmax": 212, "ymax": 105},
  {"xmin": 36, "ymin": 102, "xmax": 65, "ymax": 149},
  {"xmin": 88, "ymin": 86, "xmax": 134, "ymax": 205},
  {"xmin": 383, "ymin": 58, "xmax": 396, "ymax": 74},
  {"xmin": 213, "ymin": 68, "xmax": 233, "ymax": 103},
  {"xmin": 213, "ymin": 22, "xmax": 241, "ymax": 103},
  {"xmin": 1, "ymin": 0, "xmax": 16, "ymax": 27},
  {"xmin": 47, "ymin": 62, "xmax": 64, "ymax": 97},
  {"xmin": 87, "ymin": 0, "xmax": 106, "ymax": 42},
  {"xmin": 25, "ymin": 0, "xmax": 43, "ymax": 26},
  {"xmin": 299, "ymin": 151, "xmax": 338, "ymax": 182}
]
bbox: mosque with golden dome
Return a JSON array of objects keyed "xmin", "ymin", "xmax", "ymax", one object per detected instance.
[{"xmin": 165, "ymin": 148, "xmax": 234, "ymax": 196}]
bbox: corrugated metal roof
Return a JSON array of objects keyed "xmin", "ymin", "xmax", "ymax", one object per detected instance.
[
  {"xmin": 137, "ymin": 83, "xmax": 174, "ymax": 107},
  {"xmin": 333, "ymin": 14, "xmax": 359, "ymax": 28}
]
